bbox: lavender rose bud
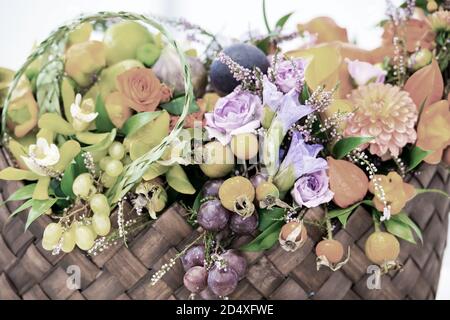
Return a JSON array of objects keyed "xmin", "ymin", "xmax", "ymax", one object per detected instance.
[
  {"xmin": 345, "ymin": 58, "xmax": 386, "ymax": 87},
  {"xmin": 261, "ymin": 76, "xmax": 283, "ymax": 129},
  {"xmin": 274, "ymin": 58, "xmax": 306, "ymax": 93},
  {"xmin": 205, "ymin": 90, "xmax": 262, "ymax": 145},
  {"xmin": 291, "ymin": 170, "xmax": 334, "ymax": 208},
  {"xmin": 263, "ymin": 90, "xmax": 313, "ymax": 176},
  {"xmin": 273, "ymin": 131, "xmax": 327, "ymax": 192}
]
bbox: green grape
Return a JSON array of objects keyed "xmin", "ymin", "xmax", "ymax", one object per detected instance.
[
  {"xmin": 73, "ymin": 173, "xmax": 95, "ymax": 199},
  {"xmin": 99, "ymin": 156, "xmax": 112, "ymax": 171},
  {"xmin": 42, "ymin": 239, "xmax": 56, "ymax": 251},
  {"xmin": 122, "ymin": 155, "xmax": 133, "ymax": 166},
  {"xmin": 75, "ymin": 224, "xmax": 96, "ymax": 251},
  {"xmin": 105, "ymin": 159, "xmax": 123, "ymax": 177},
  {"xmin": 89, "ymin": 193, "xmax": 110, "ymax": 216},
  {"xmin": 61, "ymin": 226, "xmax": 76, "ymax": 253},
  {"xmin": 43, "ymin": 223, "xmax": 63, "ymax": 246},
  {"xmin": 92, "ymin": 213, "xmax": 111, "ymax": 236},
  {"xmin": 108, "ymin": 142, "xmax": 125, "ymax": 160},
  {"xmin": 90, "ymin": 149, "xmax": 108, "ymax": 163},
  {"xmin": 101, "ymin": 173, "xmax": 117, "ymax": 188}
]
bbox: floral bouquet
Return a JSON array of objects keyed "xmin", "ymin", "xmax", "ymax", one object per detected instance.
[{"xmin": 1, "ymin": 0, "xmax": 450, "ymax": 300}]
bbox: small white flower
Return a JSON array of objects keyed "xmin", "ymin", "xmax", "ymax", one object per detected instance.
[
  {"xmin": 21, "ymin": 138, "xmax": 60, "ymax": 176},
  {"xmin": 346, "ymin": 58, "xmax": 387, "ymax": 86},
  {"xmin": 70, "ymin": 93, "xmax": 98, "ymax": 123}
]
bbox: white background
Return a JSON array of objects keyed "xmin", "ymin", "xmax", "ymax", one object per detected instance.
[{"xmin": 0, "ymin": 0, "xmax": 449, "ymax": 299}]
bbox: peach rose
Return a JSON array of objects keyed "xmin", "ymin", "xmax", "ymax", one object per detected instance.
[{"xmin": 116, "ymin": 67, "xmax": 162, "ymax": 112}]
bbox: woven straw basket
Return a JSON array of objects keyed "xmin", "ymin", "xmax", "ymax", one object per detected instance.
[{"xmin": 0, "ymin": 146, "xmax": 449, "ymax": 300}]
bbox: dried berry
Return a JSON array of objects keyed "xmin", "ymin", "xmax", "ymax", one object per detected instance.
[
  {"xmin": 316, "ymin": 239, "xmax": 344, "ymax": 264},
  {"xmin": 279, "ymin": 221, "xmax": 308, "ymax": 252}
]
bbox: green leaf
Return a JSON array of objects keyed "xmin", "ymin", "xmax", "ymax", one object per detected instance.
[
  {"xmin": 332, "ymin": 136, "xmax": 374, "ymax": 159},
  {"xmin": 300, "ymin": 85, "xmax": 310, "ymax": 104},
  {"xmin": 0, "ymin": 183, "xmax": 36, "ymax": 206},
  {"xmin": 160, "ymin": 96, "xmax": 199, "ymax": 116},
  {"xmin": 390, "ymin": 212, "xmax": 423, "ymax": 244},
  {"xmin": 328, "ymin": 200, "xmax": 374, "ymax": 227},
  {"xmin": 166, "ymin": 164, "xmax": 196, "ymax": 195},
  {"xmin": 121, "ymin": 111, "xmax": 163, "ymax": 137},
  {"xmin": 10, "ymin": 199, "xmax": 34, "ymax": 218},
  {"xmin": 25, "ymin": 198, "xmax": 57, "ymax": 230},
  {"xmin": 384, "ymin": 218, "xmax": 416, "ymax": 244},
  {"xmin": 258, "ymin": 207, "xmax": 285, "ymax": 231},
  {"xmin": 275, "ymin": 12, "xmax": 294, "ymax": 30},
  {"xmin": 60, "ymin": 164, "xmax": 75, "ymax": 199},
  {"xmin": 95, "ymin": 94, "xmax": 115, "ymax": 133},
  {"xmin": 82, "ymin": 128, "xmax": 116, "ymax": 153},
  {"xmin": 415, "ymin": 188, "xmax": 450, "ymax": 198},
  {"xmin": 192, "ymin": 190, "xmax": 203, "ymax": 213},
  {"xmin": 241, "ymin": 220, "xmax": 284, "ymax": 252},
  {"xmin": 255, "ymin": 36, "xmax": 271, "ymax": 54},
  {"xmin": 36, "ymin": 60, "xmax": 64, "ymax": 115},
  {"xmin": 407, "ymin": 146, "xmax": 432, "ymax": 171}
]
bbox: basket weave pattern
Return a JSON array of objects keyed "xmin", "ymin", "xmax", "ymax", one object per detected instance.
[{"xmin": 0, "ymin": 148, "xmax": 449, "ymax": 300}]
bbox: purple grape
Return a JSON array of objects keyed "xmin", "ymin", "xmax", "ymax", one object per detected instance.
[
  {"xmin": 207, "ymin": 266, "xmax": 239, "ymax": 297},
  {"xmin": 199, "ymin": 287, "xmax": 219, "ymax": 300},
  {"xmin": 197, "ymin": 199, "xmax": 230, "ymax": 231},
  {"xmin": 202, "ymin": 180, "xmax": 224, "ymax": 197},
  {"xmin": 184, "ymin": 266, "xmax": 208, "ymax": 293},
  {"xmin": 230, "ymin": 213, "xmax": 259, "ymax": 235},
  {"xmin": 215, "ymin": 227, "xmax": 231, "ymax": 243},
  {"xmin": 249, "ymin": 173, "xmax": 267, "ymax": 189},
  {"xmin": 181, "ymin": 245, "xmax": 205, "ymax": 271},
  {"xmin": 221, "ymin": 250, "xmax": 247, "ymax": 280}
]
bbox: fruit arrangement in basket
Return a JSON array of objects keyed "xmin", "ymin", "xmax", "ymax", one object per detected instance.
[{"xmin": 0, "ymin": 0, "xmax": 450, "ymax": 300}]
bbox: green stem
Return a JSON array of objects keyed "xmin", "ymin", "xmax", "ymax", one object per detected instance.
[
  {"xmin": 324, "ymin": 207, "xmax": 333, "ymax": 240},
  {"xmin": 262, "ymin": 0, "xmax": 272, "ymax": 33},
  {"xmin": 372, "ymin": 213, "xmax": 381, "ymax": 232}
]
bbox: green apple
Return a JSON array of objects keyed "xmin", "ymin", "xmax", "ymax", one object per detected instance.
[
  {"xmin": 104, "ymin": 21, "xmax": 154, "ymax": 65},
  {"xmin": 98, "ymin": 59, "xmax": 144, "ymax": 97},
  {"xmin": 136, "ymin": 43, "xmax": 161, "ymax": 67},
  {"xmin": 68, "ymin": 22, "xmax": 93, "ymax": 47}
]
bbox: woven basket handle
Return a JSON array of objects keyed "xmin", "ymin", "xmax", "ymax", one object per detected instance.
[{"xmin": 0, "ymin": 11, "xmax": 194, "ymax": 204}]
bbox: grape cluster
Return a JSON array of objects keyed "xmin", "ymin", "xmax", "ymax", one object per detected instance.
[
  {"xmin": 182, "ymin": 246, "xmax": 247, "ymax": 298},
  {"xmin": 198, "ymin": 178, "xmax": 259, "ymax": 236},
  {"xmin": 42, "ymin": 141, "xmax": 129, "ymax": 253},
  {"xmin": 180, "ymin": 176, "xmax": 272, "ymax": 298}
]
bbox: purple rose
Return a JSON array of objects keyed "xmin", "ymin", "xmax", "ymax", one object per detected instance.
[
  {"xmin": 205, "ymin": 90, "xmax": 262, "ymax": 145},
  {"xmin": 274, "ymin": 58, "xmax": 306, "ymax": 93},
  {"xmin": 291, "ymin": 170, "xmax": 334, "ymax": 208}
]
